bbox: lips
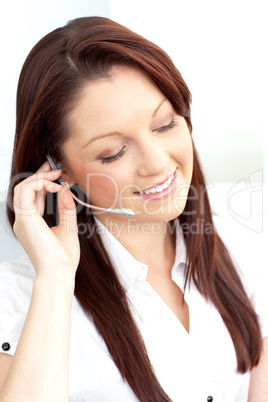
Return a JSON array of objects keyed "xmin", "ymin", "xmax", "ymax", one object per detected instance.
[
  {"xmin": 140, "ymin": 174, "xmax": 174, "ymax": 194},
  {"xmin": 134, "ymin": 170, "xmax": 176, "ymax": 196}
]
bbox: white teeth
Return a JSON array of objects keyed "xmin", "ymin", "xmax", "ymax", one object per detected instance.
[
  {"xmin": 155, "ymin": 185, "xmax": 164, "ymax": 193},
  {"xmin": 140, "ymin": 173, "xmax": 174, "ymax": 195}
]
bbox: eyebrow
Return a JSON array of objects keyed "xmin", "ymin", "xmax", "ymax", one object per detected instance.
[{"xmin": 82, "ymin": 97, "xmax": 167, "ymax": 148}]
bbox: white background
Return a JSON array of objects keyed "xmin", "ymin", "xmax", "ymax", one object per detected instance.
[
  {"xmin": 0, "ymin": 0, "xmax": 111, "ymax": 199},
  {"xmin": 109, "ymin": 0, "xmax": 267, "ymax": 184},
  {"xmin": 0, "ymin": 0, "xmax": 267, "ymax": 268}
]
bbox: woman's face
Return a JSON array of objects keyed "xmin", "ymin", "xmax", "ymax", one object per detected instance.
[{"xmin": 62, "ymin": 66, "xmax": 193, "ymax": 224}]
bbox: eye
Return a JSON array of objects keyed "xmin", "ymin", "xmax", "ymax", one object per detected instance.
[
  {"xmin": 155, "ymin": 118, "xmax": 178, "ymax": 133},
  {"xmin": 100, "ymin": 146, "xmax": 127, "ymax": 164}
]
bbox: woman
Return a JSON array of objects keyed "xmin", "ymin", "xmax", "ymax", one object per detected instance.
[{"xmin": 0, "ymin": 16, "xmax": 267, "ymax": 401}]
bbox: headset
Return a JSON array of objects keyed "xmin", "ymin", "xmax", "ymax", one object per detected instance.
[{"xmin": 46, "ymin": 155, "xmax": 135, "ymax": 217}]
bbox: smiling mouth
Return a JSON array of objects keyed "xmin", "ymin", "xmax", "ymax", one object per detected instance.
[{"xmin": 134, "ymin": 171, "xmax": 176, "ymax": 195}]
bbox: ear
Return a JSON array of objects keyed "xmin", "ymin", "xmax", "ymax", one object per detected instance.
[
  {"xmin": 57, "ymin": 163, "xmax": 76, "ymax": 188},
  {"xmin": 62, "ymin": 172, "xmax": 76, "ymax": 188}
]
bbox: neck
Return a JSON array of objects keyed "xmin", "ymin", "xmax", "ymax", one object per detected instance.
[{"xmin": 96, "ymin": 215, "xmax": 176, "ymax": 276}]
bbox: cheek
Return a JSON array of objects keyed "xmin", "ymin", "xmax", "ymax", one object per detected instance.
[
  {"xmin": 185, "ymin": 138, "xmax": 194, "ymax": 176},
  {"xmin": 173, "ymin": 131, "xmax": 193, "ymax": 174},
  {"xmin": 71, "ymin": 162, "xmax": 131, "ymax": 207},
  {"xmin": 87, "ymin": 174, "xmax": 119, "ymax": 205}
]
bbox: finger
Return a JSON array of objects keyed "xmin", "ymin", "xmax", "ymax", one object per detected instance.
[
  {"xmin": 28, "ymin": 170, "xmax": 63, "ymax": 217},
  {"xmin": 57, "ymin": 185, "xmax": 77, "ymax": 234},
  {"xmin": 36, "ymin": 160, "xmax": 55, "ymax": 173},
  {"xmin": 55, "ymin": 186, "xmax": 78, "ymax": 255},
  {"xmin": 14, "ymin": 177, "xmax": 62, "ymax": 217},
  {"xmin": 24, "ymin": 169, "xmax": 62, "ymax": 185}
]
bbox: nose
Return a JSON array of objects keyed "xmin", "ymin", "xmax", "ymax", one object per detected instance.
[{"xmin": 136, "ymin": 137, "xmax": 170, "ymax": 177}]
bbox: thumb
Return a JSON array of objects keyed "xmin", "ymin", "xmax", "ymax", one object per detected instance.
[{"xmin": 57, "ymin": 184, "xmax": 78, "ymax": 235}]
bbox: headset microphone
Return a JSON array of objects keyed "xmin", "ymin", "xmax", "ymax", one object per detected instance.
[{"xmin": 46, "ymin": 155, "xmax": 135, "ymax": 217}]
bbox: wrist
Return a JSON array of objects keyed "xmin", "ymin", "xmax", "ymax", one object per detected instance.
[{"xmin": 34, "ymin": 267, "xmax": 75, "ymax": 295}]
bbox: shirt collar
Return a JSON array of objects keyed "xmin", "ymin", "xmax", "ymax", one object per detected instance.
[
  {"xmin": 171, "ymin": 219, "xmax": 187, "ymax": 269},
  {"xmin": 94, "ymin": 217, "xmax": 187, "ymax": 293}
]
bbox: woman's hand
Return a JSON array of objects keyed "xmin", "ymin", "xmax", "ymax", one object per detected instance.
[
  {"xmin": 12, "ymin": 161, "xmax": 80, "ymax": 279},
  {"xmin": 0, "ymin": 161, "xmax": 79, "ymax": 400}
]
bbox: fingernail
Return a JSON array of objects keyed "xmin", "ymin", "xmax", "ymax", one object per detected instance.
[
  {"xmin": 47, "ymin": 183, "xmax": 62, "ymax": 192},
  {"xmin": 47, "ymin": 170, "xmax": 61, "ymax": 179}
]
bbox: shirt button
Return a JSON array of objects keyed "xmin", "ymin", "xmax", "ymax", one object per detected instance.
[
  {"xmin": 207, "ymin": 397, "xmax": 213, "ymax": 402},
  {"xmin": 2, "ymin": 342, "xmax": 11, "ymax": 351}
]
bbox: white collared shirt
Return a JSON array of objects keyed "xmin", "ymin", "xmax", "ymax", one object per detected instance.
[{"xmin": 0, "ymin": 218, "xmax": 267, "ymax": 401}]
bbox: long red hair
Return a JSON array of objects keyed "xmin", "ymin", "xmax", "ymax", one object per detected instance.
[{"xmin": 7, "ymin": 17, "xmax": 261, "ymax": 401}]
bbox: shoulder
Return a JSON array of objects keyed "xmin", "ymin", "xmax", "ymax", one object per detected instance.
[
  {"xmin": 0, "ymin": 256, "xmax": 36, "ymax": 304},
  {"xmin": 0, "ymin": 256, "xmax": 36, "ymax": 355},
  {"xmin": 212, "ymin": 214, "xmax": 265, "ymax": 282},
  {"xmin": 0, "ymin": 255, "xmax": 35, "ymax": 275},
  {"xmin": 0, "ymin": 256, "xmax": 36, "ymax": 319},
  {"xmin": 213, "ymin": 214, "xmax": 268, "ymax": 338}
]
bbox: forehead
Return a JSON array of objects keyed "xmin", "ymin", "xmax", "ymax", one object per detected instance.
[{"xmin": 67, "ymin": 66, "xmax": 165, "ymax": 134}]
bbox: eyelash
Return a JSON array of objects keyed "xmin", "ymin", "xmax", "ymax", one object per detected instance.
[
  {"xmin": 100, "ymin": 118, "xmax": 178, "ymax": 164},
  {"xmin": 100, "ymin": 146, "xmax": 127, "ymax": 164},
  {"xmin": 156, "ymin": 118, "xmax": 178, "ymax": 133}
]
